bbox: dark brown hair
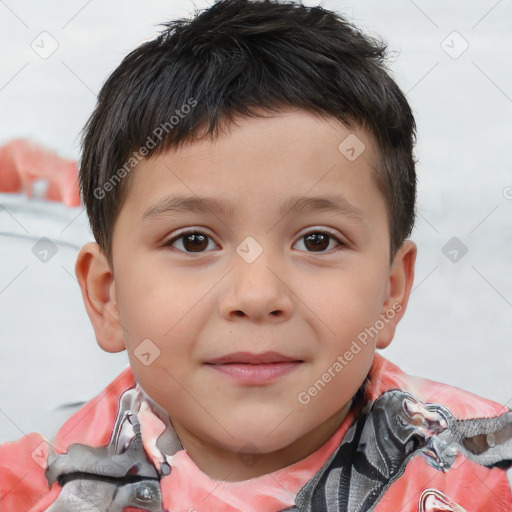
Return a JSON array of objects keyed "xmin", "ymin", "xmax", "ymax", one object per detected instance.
[{"xmin": 80, "ymin": 0, "xmax": 416, "ymax": 263}]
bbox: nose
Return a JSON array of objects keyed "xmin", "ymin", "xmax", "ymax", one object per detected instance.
[{"xmin": 219, "ymin": 247, "xmax": 294, "ymax": 323}]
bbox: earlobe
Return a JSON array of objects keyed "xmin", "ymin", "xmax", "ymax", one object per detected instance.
[
  {"xmin": 376, "ymin": 240, "xmax": 417, "ymax": 349},
  {"xmin": 75, "ymin": 242, "xmax": 126, "ymax": 353}
]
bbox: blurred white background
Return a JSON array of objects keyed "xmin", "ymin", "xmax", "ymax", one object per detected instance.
[{"xmin": 0, "ymin": 0, "xmax": 511, "ymax": 444}]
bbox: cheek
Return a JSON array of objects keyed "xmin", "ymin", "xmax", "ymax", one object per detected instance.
[
  {"xmin": 114, "ymin": 261, "xmax": 212, "ymax": 383},
  {"xmin": 115, "ymin": 262, "xmax": 198, "ymax": 340},
  {"xmin": 305, "ymin": 265, "xmax": 387, "ymax": 337}
]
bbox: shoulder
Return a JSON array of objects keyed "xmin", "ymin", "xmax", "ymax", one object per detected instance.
[
  {"xmin": 51, "ymin": 366, "xmax": 136, "ymax": 452},
  {"xmin": 293, "ymin": 355, "xmax": 512, "ymax": 512},
  {"xmin": 366, "ymin": 353, "xmax": 509, "ymax": 420},
  {"xmin": 0, "ymin": 367, "xmax": 136, "ymax": 511},
  {"xmin": 0, "ymin": 432, "xmax": 56, "ymax": 511}
]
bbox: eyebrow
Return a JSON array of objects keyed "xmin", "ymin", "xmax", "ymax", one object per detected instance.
[{"xmin": 142, "ymin": 194, "xmax": 368, "ymax": 223}]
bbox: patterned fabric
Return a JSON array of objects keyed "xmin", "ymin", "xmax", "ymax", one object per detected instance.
[{"xmin": 1, "ymin": 354, "xmax": 511, "ymax": 512}]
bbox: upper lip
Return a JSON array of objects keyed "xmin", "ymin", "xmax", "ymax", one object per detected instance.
[{"xmin": 205, "ymin": 351, "xmax": 302, "ymax": 365}]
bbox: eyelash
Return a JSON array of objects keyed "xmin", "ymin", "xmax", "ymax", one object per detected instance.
[{"xmin": 162, "ymin": 229, "xmax": 345, "ymax": 255}]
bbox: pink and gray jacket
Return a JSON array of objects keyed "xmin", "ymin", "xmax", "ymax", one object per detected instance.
[{"xmin": 1, "ymin": 354, "xmax": 511, "ymax": 511}]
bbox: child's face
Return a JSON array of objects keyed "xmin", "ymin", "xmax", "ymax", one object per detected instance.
[{"xmin": 77, "ymin": 109, "xmax": 415, "ymax": 479}]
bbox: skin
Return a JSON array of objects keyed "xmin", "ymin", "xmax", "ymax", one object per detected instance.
[{"xmin": 76, "ymin": 109, "xmax": 416, "ymax": 482}]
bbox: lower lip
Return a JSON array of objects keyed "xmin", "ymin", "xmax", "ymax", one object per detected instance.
[{"xmin": 205, "ymin": 362, "xmax": 302, "ymax": 384}]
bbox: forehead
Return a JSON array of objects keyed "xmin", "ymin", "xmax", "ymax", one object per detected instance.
[{"xmin": 116, "ymin": 109, "xmax": 385, "ymax": 227}]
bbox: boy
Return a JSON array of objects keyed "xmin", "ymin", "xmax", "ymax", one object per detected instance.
[{"xmin": 1, "ymin": 0, "xmax": 511, "ymax": 510}]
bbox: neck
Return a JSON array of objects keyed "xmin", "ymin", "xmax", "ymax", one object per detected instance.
[{"xmin": 170, "ymin": 401, "xmax": 352, "ymax": 482}]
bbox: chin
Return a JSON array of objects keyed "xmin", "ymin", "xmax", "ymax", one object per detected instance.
[{"xmin": 223, "ymin": 419, "xmax": 306, "ymax": 454}]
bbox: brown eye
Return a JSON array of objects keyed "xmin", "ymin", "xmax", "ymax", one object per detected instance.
[
  {"xmin": 164, "ymin": 231, "xmax": 217, "ymax": 253},
  {"xmin": 181, "ymin": 233, "xmax": 208, "ymax": 252},
  {"xmin": 295, "ymin": 231, "xmax": 343, "ymax": 253},
  {"xmin": 304, "ymin": 233, "xmax": 329, "ymax": 251}
]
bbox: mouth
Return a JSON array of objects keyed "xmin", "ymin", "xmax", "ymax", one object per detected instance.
[
  {"xmin": 205, "ymin": 351, "xmax": 303, "ymax": 365},
  {"xmin": 204, "ymin": 352, "xmax": 304, "ymax": 385}
]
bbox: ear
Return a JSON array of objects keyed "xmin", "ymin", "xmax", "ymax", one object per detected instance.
[
  {"xmin": 75, "ymin": 242, "xmax": 126, "ymax": 353},
  {"xmin": 376, "ymin": 240, "xmax": 417, "ymax": 349}
]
